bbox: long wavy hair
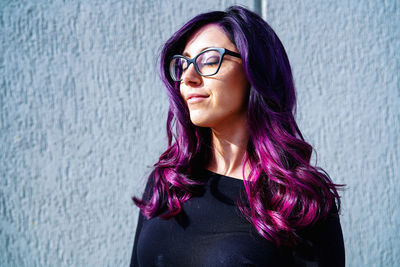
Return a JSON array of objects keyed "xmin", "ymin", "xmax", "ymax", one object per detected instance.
[{"xmin": 132, "ymin": 5, "xmax": 343, "ymax": 246}]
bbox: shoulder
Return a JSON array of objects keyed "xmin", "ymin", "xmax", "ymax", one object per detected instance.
[{"xmin": 293, "ymin": 202, "xmax": 345, "ymax": 266}]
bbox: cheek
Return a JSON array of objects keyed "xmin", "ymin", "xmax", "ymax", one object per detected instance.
[
  {"xmin": 216, "ymin": 73, "xmax": 249, "ymax": 107},
  {"xmin": 211, "ymin": 87, "xmax": 248, "ymax": 117},
  {"xmin": 179, "ymin": 87, "xmax": 184, "ymax": 99},
  {"xmin": 180, "ymin": 88, "xmax": 188, "ymax": 106}
]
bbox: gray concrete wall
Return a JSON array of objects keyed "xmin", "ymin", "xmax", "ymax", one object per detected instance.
[{"xmin": 1, "ymin": 0, "xmax": 398, "ymax": 266}]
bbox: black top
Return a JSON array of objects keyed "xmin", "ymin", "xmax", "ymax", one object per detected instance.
[{"xmin": 130, "ymin": 168, "xmax": 345, "ymax": 267}]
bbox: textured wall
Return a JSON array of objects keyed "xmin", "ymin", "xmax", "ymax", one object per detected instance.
[
  {"xmin": 0, "ymin": 0, "xmax": 254, "ymax": 266},
  {"xmin": 261, "ymin": 0, "xmax": 399, "ymax": 266},
  {"xmin": 0, "ymin": 0, "xmax": 398, "ymax": 266}
]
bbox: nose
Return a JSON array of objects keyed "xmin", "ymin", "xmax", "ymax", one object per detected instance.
[{"xmin": 182, "ymin": 62, "xmax": 202, "ymax": 86}]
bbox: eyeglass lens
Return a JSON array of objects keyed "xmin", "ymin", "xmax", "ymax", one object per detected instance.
[{"xmin": 169, "ymin": 50, "xmax": 222, "ymax": 81}]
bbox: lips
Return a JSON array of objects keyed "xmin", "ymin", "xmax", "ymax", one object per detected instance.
[
  {"xmin": 187, "ymin": 94, "xmax": 209, "ymax": 100},
  {"xmin": 187, "ymin": 94, "xmax": 209, "ymax": 104}
]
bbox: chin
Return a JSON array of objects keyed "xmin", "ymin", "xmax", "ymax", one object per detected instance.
[
  {"xmin": 190, "ymin": 115, "xmax": 212, "ymax": 128},
  {"xmin": 189, "ymin": 110, "xmax": 220, "ymax": 128},
  {"xmin": 191, "ymin": 120, "xmax": 210, "ymax": 128}
]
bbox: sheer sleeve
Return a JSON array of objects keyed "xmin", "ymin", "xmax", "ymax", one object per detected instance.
[{"xmin": 292, "ymin": 203, "xmax": 345, "ymax": 267}]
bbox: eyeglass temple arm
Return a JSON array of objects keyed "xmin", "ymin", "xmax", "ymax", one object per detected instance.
[{"xmin": 225, "ymin": 49, "xmax": 241, "ymax": 58}]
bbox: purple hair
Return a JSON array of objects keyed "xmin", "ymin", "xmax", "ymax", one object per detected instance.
[{"xmin": 133, "ymin": 5, "xmax": 343, "ymax": 246}]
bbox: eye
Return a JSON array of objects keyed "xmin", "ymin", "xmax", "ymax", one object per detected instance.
[
  {"xmin": 198, "ymin": 51, "xmax": 220, "ymax": 67},
  {"xmin": 203, "ymin": 56, "xmax": 219, "ymax": 65},
  {"xmin": 179, "ymin": 59, "xmax": 188, "ymax": 71}
]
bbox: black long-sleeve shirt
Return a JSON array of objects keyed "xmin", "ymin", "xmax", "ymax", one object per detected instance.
[{"xmin": 130, "ymin": 168, "xmax": 345, "ymax": 267}]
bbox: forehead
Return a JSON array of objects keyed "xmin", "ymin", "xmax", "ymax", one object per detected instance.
[{"xmin": 182, "ymin": 23, "xmax": 236, "ymax": 57}]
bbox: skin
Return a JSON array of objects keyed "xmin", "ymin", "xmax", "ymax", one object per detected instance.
[{"xmin": 179, "ymin": 23, "xmax": 252, "ymax": 180}]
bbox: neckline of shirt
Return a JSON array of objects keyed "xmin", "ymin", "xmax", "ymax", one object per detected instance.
[{"xmin": 201, "ymin": 168, "xmax": 245, "ymax": 183}]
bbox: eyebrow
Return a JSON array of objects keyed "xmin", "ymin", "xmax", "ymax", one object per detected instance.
[{"xmin": 182, "ymin": 46, "xmax": 213, "ymax": 57}]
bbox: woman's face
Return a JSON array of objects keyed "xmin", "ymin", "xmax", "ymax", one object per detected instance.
[{"xmin": 179, "ymin": 23, "xmax": 250, "ymax": 129}]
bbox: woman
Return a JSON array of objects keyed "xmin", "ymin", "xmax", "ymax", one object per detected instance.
[{"xmin": 130, "ymin": 5, "xmax": 345, "ymax": 267}]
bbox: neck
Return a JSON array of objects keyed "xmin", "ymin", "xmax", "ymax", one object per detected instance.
[{"xmin": 206, "ymin": 115, "xmax": 251, "ymax": 180}]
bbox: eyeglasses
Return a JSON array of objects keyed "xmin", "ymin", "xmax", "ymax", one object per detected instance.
[{"xmin": 169, "ymin": 47, "xmax": 241, "ymax": 82}]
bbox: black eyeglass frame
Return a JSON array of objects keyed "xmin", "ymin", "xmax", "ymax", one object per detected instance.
[{"xmin": 169, "ymin": 47, "xmax": 241, "ymax": 82}]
